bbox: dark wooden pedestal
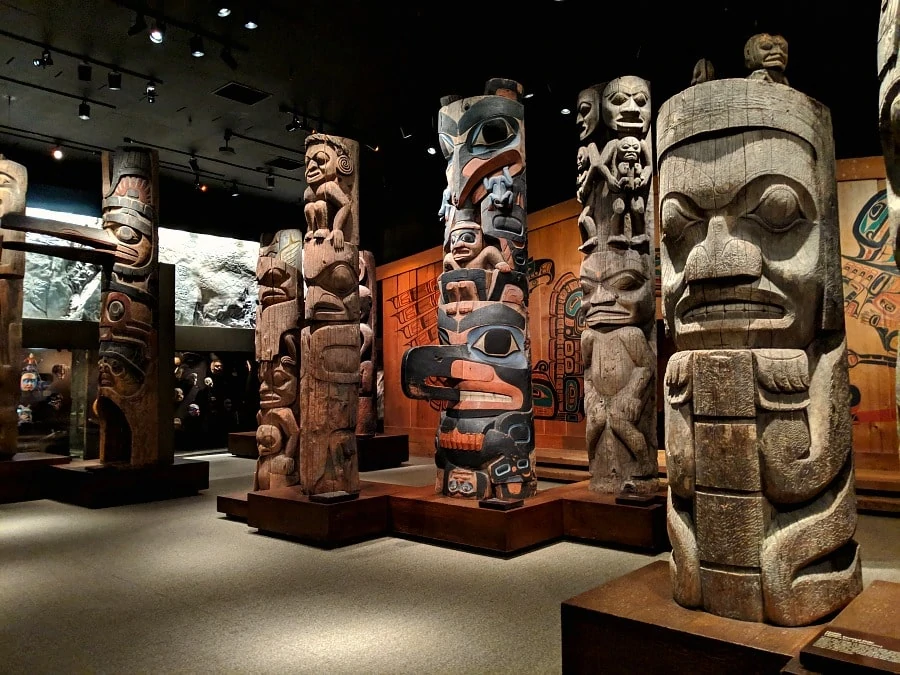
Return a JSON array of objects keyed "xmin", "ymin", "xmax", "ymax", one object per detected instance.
[
  {"xmin": 557, "ymin": 481, "xmax": 669, "ymax": 552},
  {"xmin": 47, "ymin": 458, "xmax": 209, "ymax": 508},
  {"xmin": 357, "ymin": 433, "xmax": 410, "ymax": 471},
  {"xmin": 227, "ymin": 431, "xmax": 258, "ymax": 459},
  {"xmin": 247, "ymin": 481, "xmax": 400, "ymax": 547},
  {"xmin": 389, "ymin": 485, "xmax": 564, "ymax": 555},
  {"xmin": 0, "ymin": 452, "xmax": 72, "ymax": 503},
  {"xmin": 217, "ymin": 490, "xmax": 249, "ymax": 520},
  {"xmin": 561, "ymin": 560, "xmax": 822, "ymax": 675}
]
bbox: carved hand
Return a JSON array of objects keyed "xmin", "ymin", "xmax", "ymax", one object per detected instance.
[{"xmin": 329, "ymin": 228, "xmax": 345, "ymax": 251}]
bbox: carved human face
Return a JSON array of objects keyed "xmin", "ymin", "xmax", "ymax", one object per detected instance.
[
  {"xmin": 305, "ymin": 143, "xmax": 338, "ymax": 188},
  {"xmin": 576, "ymin": 87, "xmax": 601, "ymax": 141},
  {"xmin": 188, "ymin": 403, "xmax": 200, "ymax": 417},
  {"xmin": 257, "ymin": 257, "xmax": 299, "ymax": 308},
  {"xmin": 601, "ymin": 77, "xmax": 651, "ymax": 136},
  {"xmin": 174, "ymin": 387, "xmax": 184, "ymax": 402},
  {"xmin": 106, "ymin": 175, "xmax": 154, "ymax": 270},
  {"xmin": 0, "ymin": 158, "xmax": 27, "ymax": 216},
  {"xmin": 660, "ymin": 131, "xmax": 823, "ymax": 350},
  {"xmin": 258, "ymin": 353, "xmax": 297, "ymax": 409},
  {"xmin": 449, "ymin": 225, "xmax": 484, "ymax": 265},
  {"xmin": 210, "ymin": 360, "xmax": 223, "ymax": 374},
  {"xmin": 617, "ymin": 137, "xmax": 641, "ymax": 163},
  {"xmin": 98, "ymin": 352, "xmax": 143, "ymax": 397},
  {"xmin": 581, "ymin": 251, "xmax": 654, "ymax": 328},
  {"xmin": 745, "ymin": 33, "xmax": 788, "ymax": 71},
  {"xmin": 303, "ymin": 239, "xmax": 359, "ymax": 322},
  {"xmin": 256, "ymin": 424, "xmax": 282, "ymax": 456},
  {"xmin": 20, "ymin": 372, "xmax": 38, "ymax": 391}
]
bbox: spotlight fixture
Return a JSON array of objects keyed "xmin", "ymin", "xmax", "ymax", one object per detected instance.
[
  {"xmin": 78, "ymin": 101, "xmax": 91, "ymax": 120},
  {"xmin": 128, "ymin": 12, "xmax": 148, "ymax": 36},
  {"xmin": 285, "ymin": 115, "xmax": 302, "ymax": 132},
  {"xmin": 189, "ymin": 156, "xmax": 200, "ymax": 173},
  {"xmin": 219, "ymin": 129, "xmax": 236, "ymax": 154},
  {"xmin": 426, "ymin": 146, "xmax": 437, "ymax": 155},
  {"xmin": 243, "ymin": 8, "xmax": 259, "ymax": 29},
  {"xmin": 77, "ymin": 63, "xmax": 92, "ymax": 82},
  {"xmin": 217, "ymin": 5, "xmax": 232, "ymax": 17},
  {"xmin": 190, "ymin": 35, "xmax": 205, "ymax": 57},
  {"xmin": 266, "ymin": 173, "xmax": 275, "ymax": 189},
  {"xmin": 560, "ymin": 107, "xmax": 571, "ymax": 115},
  {"xmin": 145, "ymin": 80, "xmax": 157, "ymax": 103},
  {"xmin": 230, "ymin": 181, "xmax": 239, "ymax": 197},
  {"xmin": 51, "ymin": 146, "xmax": 63, "ymax": 160},
  {"xmin": 365, "ymin": 144, "xmax": 379, "ymax": 152},
  {"xmin": 523, "ymin": 92, "xmax": 534, "ymax": 99},
  {"xmin": 32, "ymin": 49, "xmax": 52, "ymax": 68},
  {"xmin": 149, "ymin": 20, "xmax": 166, "ymax": 44},
  {"xmin": 220, "ymin": 47, "xmax": 238, "ymax": 70},
  {"xmin": 107, "ymin": 71, "xmax": 122, "ymax": 90},
  {"xmin": 194, "ymin": 174, "xmax": 207, "ymax": 192}
]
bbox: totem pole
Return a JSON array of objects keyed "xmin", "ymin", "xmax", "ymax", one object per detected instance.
[
  {"xmin": 254, "ymin": 229, "xmax": 303, "ymax": 490},
  {"xmin": 402, "ymin": 78, "xmax": 536, "ymax": 501},
  {"xmin": 0, "ymin": 156, "xmax": 26, "ymax": 459},
  {"xmin": 744, "ymin": 33, "xmax": 789, "ymax": 85},
  {"xmin": 299, "ymin": 133, "xmax": 361, "ymax": 495},
  {"xmin": 657, "ymin": 79, "xmax": 862, "ymax": 625},
  {"xmin": 357, "ymin": 250, "xmax": 377, "ymax": 437},
  {"xmin": 879, "ymin": 1, "xmax": 900, "ymax": 435},
  {"xmin": 574, "ymin": 77, "xmax": 658, "ymax": 496}
]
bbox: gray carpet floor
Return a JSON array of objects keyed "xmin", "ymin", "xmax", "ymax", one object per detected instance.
[{"xmin": 1, "ymin": 453, "xmax": 898, "ymax": 675}]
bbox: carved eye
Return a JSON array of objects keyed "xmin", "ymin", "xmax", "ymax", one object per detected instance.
[
  {"xmin": 473, "ymin": 328, "xmax": 518, "ymax": 357},
  {"xmin": 578, "ymin": 101, "xmax": 592, "ymax": 117},
  {"xmin": 115, "ymin": 225, "xmax": 140, "ymax": 244},
  {"xmin": 470, "ymin": 117, "xmax": 516, "ymax": 152},
  {"xmin": 606, "ymin": 270, "xmax": 646, "ymax": 292},
  {"xmin": 633, "ymin": 93, "xmax": 648, "ymax": 107},
  {"xmin": 493, "ymin": 463, "xmax": 511, "ymax": 477},
  {"xmin": 439, "ymin": 133, "xmax": 454, "ymax": 160},
  {"xmin": 748, "ymin": 185, "xmax": 803, "ymax": 232},
  {"xmin": 610, "ymin": 93, "xmax": 628, "ymax": 105},
  {"xmin": 661, "ymin": 195, "xmax": 702, "ymax": 241}
]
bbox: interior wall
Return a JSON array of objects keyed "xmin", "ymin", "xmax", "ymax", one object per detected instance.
[{"xmin": 379, "ymin": 157, "xmax": 900, "ymax": 472}]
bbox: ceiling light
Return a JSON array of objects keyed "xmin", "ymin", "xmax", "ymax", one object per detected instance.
[
  {"xmin": 194, "ymin": 174, "xmax": 207, "ymax": 191},
  {"xmin": 560, "ymin": 107, "xmax": 571, "ymax": 115},
  {"xmin": 51, "ymin": 146, "xmax": 63, "ymax": 160},
  {"xmin": 219, "ymin": 129, "xmax": 236, "ymax": 154},
  {"xmin": 220, "ymin": 47, "xmax": 238, "ymax": 70},
  {"xmin": 128, "ymin": 13, "xmax": 147, "ymax": 36},
  {"xmin": 77, "ymin": 63, "xmax": 92, "ymax": 82},
  {"xmin": 523, "ymin": 92, "xmax": 534, "ymax": 99},
  {"xmin": 426, "ymin": 146, "xmax": 437, "ymax": 155},
  {"xmin": 32, "ymin": 49, "xmax": 52, "ymax": 68},
  {"xmin": 217, "ymin": 6, "xmax": 231, "ymax": 17},
  {"xmin": 189, "ymin": 156, "xmax": 200, "ymax": 173},
  {"xmin": 230, "ymin": 181, "xmax": 239, "ymax": 197},
  {"xmin": 107, "ymin": 71, "xmax": 122, "ymax": 90},
  {"xmin": 190, "ymin": 35, "xmax": 205, "ymax": 57},
  {"xmin": 365, "ymin": 144, "xmax": 379, "ymax": 152},
  {"xmin": 78, "ymin": 101, "xmax": 91, "ymax": 120},
  {"xmin": 149, "ymin": 20, "xmax": 166, "ymax": 44},
  {"xmin": 266, "ymin": 174, "xmax": 275, "ymax": 189},
  {"xmin": 285, "ymin": 115, "xmax": 302, "ymax": 132},
  {"xmin": 243, "ymin": 8, "xmax": 259, "ymax": 29},
  {"xmin": 145, "ymin": 81, "xmax": 157, "ymax": 103}
]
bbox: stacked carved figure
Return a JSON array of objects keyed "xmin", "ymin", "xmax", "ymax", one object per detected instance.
[{"xmin": 402, "ymin": 78, "xmax": 537, "ymax": 501}]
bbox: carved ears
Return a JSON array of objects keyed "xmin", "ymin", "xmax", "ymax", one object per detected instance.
[{"xmin": 337, "ymin": 154, "xmax": 353, "ymax": 176}]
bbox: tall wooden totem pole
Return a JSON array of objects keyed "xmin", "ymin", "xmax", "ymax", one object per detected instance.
[
  {"xmin": 254, "ymin": 229, "xmax": 303, "ymax": 489},
  {"xmin": 879, "ymin": 1, "xmax": 900, "ymax": 437},
  {"xmin": 0, "ymin": 156, "xmax": 27, "ymax": 459},
  {"xmin": 657, "ymin": 72, "xmax": 862, "ymax": 624},
  {"xmin": 300, "ymin": 133, "xmax": 361, "ymax": 495},
  {"xmin": 356, "ymin": 250, "xmax": 377, "ymax": 438},
  {"xmin": 574, "ymin": 76, "xmax": 658, "ymax": 496},
  {"xmin": 402, "ymin": 78, "xmax": 536, "ymax": 500}
]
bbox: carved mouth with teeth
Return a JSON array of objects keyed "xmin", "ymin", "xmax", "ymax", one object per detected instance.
[
  {"xmin": 424, "ymin": 368, "xmax": 521, "ymax": 411},
  {"xmin": 674, "ymin": 284, "xmax": 795, "ymax": 344},
  {"xmin": 682, "ymin": 301, "xmax": 785, "ymax": 322}
]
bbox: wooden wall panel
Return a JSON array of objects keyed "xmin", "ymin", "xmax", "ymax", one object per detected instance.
[{"xmin": 379, "ymin": 159, "xmax": 900, "ymax": 471}]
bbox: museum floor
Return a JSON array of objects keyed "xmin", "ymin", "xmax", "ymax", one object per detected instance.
[{"xmin": 2, "ymin": 454, "xmax": 899, "ymax": 675}]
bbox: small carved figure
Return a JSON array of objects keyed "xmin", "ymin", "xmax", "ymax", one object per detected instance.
[
  {"xmin": 303, "ymin": 134, "xmax": 355, "ymax": 251},
  {"xmin": 443, "ymin": 223, "xmax": 510, "ymax": 272},
  {"xmin": 691, "ymin": 58, "xmax": 716, "ymax": 85},
  {"xmin": 744, "ymin": 33, "xmax": 789, "ymax": 85}
]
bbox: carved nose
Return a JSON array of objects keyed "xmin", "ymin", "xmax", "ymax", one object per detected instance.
[
  {"xmin": 590, "ymin": 286, "xmax": 617, "ymax": 305},
  {"xmin": 683, "ymin": 216, "xmax": 762, "ymax": 284}
]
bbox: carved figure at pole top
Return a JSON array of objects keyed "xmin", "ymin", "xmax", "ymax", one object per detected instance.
[
  {"xmin": 745, "ymin": 33, "xmax": 789, "ymax": 85},
  {"xmin": 0, "ymin": 155, "xmax": 27, "ymax": 459},
  {"xmin": 300, "ymin": 133, "xmax": 361, "ymax": 495},
  {"xmin": 575, "ymin": 76, "xmax": 658, "ymax": 496},
  {"xmin": 254, "ymin": 229, "xmax": 303, "ymax": 490},
  {"xmin": 402, "ymin": 77, "xmax": 537, "ymax": 501},
  {"xmin": 657, "ymin": 78, "xmax": 861, "ymax": 625}
]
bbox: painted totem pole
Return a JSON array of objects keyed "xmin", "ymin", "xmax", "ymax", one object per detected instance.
[
  {"xmin": 254, "ymin": 229, "xmax": 303, "ymax": 490},
  {"xmin": 357, "ymin": 250, "xmax": 377, "ymax": 437},
  {"xmin": 879, "ymin": 1, "xmax": 900, "ymax": 438},
  {"xmin": 0, "ymin": 156, "xmax": 27, "ymax": 459},
  {"xmin": 300, "ymin": 133, "xmax": 361, "ymax": 495},
  {"xmin": 402, "ymin": 77, "xmax": 536, "ymax": 500},
  {"xmin": 658, "ymin": 79, "xmax": 862, "ymax": 625},
  {"xmin": 574, "ymin": 76, "xmax": 658, "ymax": 496}
]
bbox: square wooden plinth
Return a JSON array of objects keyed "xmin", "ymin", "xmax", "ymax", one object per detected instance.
[
  {"xmin": 557, "ymin": 481, "xmax": 669, "ymax": 552},
  {"xmin": 216, "ymin": 490, "xmax": 249, "ymax": 521},
  {"xmin": 227, "ymin": 431, "xmax": 258, "ymax": 459},
  {"xmin": 47, "ymin": 458, "xmax": 209, "ymax": 508},
  {"xmin": 561, "ymin": 560, "xmax": 822, "ymax": 675},
  {"xmin": 247, "ymin": 481, "xmax": 400, "ymax": 547},
  {"xmin": 389, "ymin": 485, "xmax": 564, "ymax": 555},
  {"xmin": 357, "ymin": 434, "xmax": 410, "ymax": 472},
  {"xmin": 0, "ymin": 452, "xmax": 71, "ymax": 503}
]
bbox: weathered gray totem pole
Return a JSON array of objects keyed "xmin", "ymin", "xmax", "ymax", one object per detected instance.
[
  {"xmin": 402, "ymin": 78, "xmax": 536, "ymax": 500},
  {"xmin": 300, "ymin": 133, "xmax": 361, "ymax": 495},
  {"xmin": 658, "ymin": 77, "xmax": 862, "ymax": 625},
  {"xmin": 879, "ymin": 1, "xmax": 900, "ymax": 435},
  {"xmin": 356, "ymin": 250, "xmax": 377, "ymax": 437},
  {"xmin": 254, "ymin": 229, "xmax": 303, "ymax": 489},
  {"xmin": 0, "ymin": 156, "xmax": 27, "ymax": 459},
  {"xmin": 575, "ymin": 76, "xmax": 658, "ymax": 496}
]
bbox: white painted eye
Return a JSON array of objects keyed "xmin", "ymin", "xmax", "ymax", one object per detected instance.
[{"xmin": 473, "ymin": 329, "xmax": 518, "ymax": 357}]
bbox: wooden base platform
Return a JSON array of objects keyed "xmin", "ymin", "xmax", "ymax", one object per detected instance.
[
  {"xmin": 227, "ymin": 431, "xmax": 258, "ymax": 459},
  {"xmin": 216, "ymin": 490, "xmax": 249, "ymax": 520},
  {"xmin": 561, "ymin": 560, "xmax": 823, "ymax": 675},
  {"xmin": 247, "ymin": 481, "xmax": 401, "ymax": 547},
  {"xmin": 357, "ymin": 433, "xmax": 409, "ymax": 471},
  {"xmin": 556, "ymin": 481, "xmax": 669, "ymax": 552},
  {"xmin": 389, "ymin": 484, "xmax": 563, "ymax": 555},
  {"xmin": 0, "ymin": 452, "xmax": 71, "ymax": 503},
  {"xmin": 535, "ymin": 448, "xmax": 590, "ymax": 483},
  {"xmin": 47, "ymin": 458, "xmax": 209, "ymax": 508}
]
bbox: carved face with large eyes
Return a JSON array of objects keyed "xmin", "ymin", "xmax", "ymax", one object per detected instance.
[
  {"xmin": 258, "ymin": 353, "xmax": 297, "ymax": 409},
  {"xmin": 106, "ymin": 218, "xmax": 153, "ymax": 269},
  {"xmin": 602, "ymin": 77, "xmax": 651, "ymax": 136},
  {"xmin": 744, "ymin": 33, "xmax": 788, "ymax": 72},
  {"xmin": 576, "ymin": 87, "xmax": 601, "ymax": 142},
  {"xmin": 448, "ymin": 224, "xmax": 484, "ymax": 265},
  {"xmin": 617, "ymin": 137, "xmax": 641, "ymax": 164},
  {"xmin": 305, "ymin": 143, "xmax": 339, "ymax": 188},
  {"xmin": 581, "ymin": 251, "xmax": 654, "ymax": 329},
  {"xmin": 0, "ymin": 158, "xmax": 27, "ymax": 217},
  {"xmin": 303, "ymin": 239, "xmax": 359, "ymax": 321},
  {"xmin": 659, "ymin": 131, "xmax": 823, "ymax": 350}
]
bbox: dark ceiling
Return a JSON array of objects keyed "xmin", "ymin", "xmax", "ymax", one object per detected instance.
[{"xmin": 0, "ymin": 0, "xmax": 883, "ymax": 265}]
